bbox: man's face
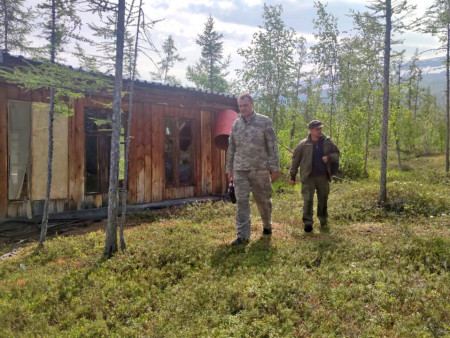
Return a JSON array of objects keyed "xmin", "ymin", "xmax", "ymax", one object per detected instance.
[
  {"xmin": 238, "ymin": 97, "xmax": 254, "ymax": 117},
  {"xmin": 309, "ymin": 127, "xmax": 323, "ymax": 139}
]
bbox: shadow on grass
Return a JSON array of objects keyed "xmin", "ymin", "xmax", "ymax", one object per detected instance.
[{"xmin": 210, "ymin": 235, "xmax": 277, "ymax": 275}]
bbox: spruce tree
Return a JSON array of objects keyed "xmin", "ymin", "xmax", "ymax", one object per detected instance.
[
  {"xmin": 186, "ymin": 15, "xmax": 230, "ymax": 93},
  {"xmin": 0, "ymin": 0, "xmax": 34, "ymax": 53}
]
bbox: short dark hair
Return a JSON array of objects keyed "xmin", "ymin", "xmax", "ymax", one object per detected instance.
[{"xmin": 238, "ymin": 93, "xmax": 254, "ymax": 103}]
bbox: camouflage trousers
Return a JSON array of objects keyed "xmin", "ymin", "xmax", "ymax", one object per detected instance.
[
  {"xmin": 301, "ymin": 175, "xmax": 330, "ymax": 227},
  {"xmin": 234, "ymin": 170, "xmax": 273, "ymax": 239}
]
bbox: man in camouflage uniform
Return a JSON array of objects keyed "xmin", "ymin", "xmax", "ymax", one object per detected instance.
[
  {"xmin": 226, "ymin": 93, "xmax": 281, "ymax": 246},
  {"xmin": 290, "ymin": 120, "xmax": 340, "ymax": 233}
]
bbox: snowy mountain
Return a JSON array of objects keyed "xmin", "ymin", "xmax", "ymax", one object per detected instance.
[{"xmin": 413, "ymin": 56, "xmax": 446, "ymax": 108}]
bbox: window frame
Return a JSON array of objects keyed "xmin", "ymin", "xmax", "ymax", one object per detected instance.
[{"xmin": 164, "ymin": 116, "xmax": 196, "ymax": 188}]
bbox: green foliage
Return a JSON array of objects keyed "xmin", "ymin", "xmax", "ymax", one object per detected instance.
[
  {"xmin": 0, "ymin": 61, "xmax": 111, "ymax": 96},
  {"xmin": 237, "ymin": 4, "xmax": 301, "ymax": 128}
]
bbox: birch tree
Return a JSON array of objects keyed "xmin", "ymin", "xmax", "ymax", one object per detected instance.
[
  {"xmin": 237, "ymin": 4, "xmax": 298, "ymax": 128},
  {"xmin": 310, "ymin": 1, "xmax": 340, "ymax": 138}
]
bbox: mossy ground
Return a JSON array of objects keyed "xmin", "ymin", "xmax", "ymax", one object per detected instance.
[{"xmin": 0, "ymin": 154, "xmax": 448, "ymax": 337}]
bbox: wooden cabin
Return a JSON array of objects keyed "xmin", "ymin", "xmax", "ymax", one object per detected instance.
[{"xmin": 0, "ymin": 52, "xmax": 238, "ymax": 219}]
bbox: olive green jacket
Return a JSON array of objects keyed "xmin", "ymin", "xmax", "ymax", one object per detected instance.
[{"xmin": 290, "ymin": 135, "xmax": 340, "ymax": 183}]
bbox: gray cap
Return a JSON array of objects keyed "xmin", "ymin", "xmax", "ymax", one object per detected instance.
[{"xmin": 308, "ymin": 120, "xmax": 323, "ymax": 129}]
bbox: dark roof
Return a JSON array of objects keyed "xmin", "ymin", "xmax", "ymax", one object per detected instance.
[{"xmin": 0, "ymin": 50, "xmax": 237, "ymax": 99}]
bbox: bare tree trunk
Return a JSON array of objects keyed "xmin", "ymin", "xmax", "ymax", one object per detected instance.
[
  {"xmin": 446, "ymin": 21, "xmax": 449, "ymax": 172},
  {"xmin": 104, "ymin": 0, "xmax": 125, "ymax": 258},
  {"xmin": 363, "ymin": 101, "xmax": 371, "ymax": 177},
  {"xmin": 379, "ymin": 0, "xmax": 391, "ymax": 203},
  {"xmin": 2, "ymin": 0, "xmax": 8, "ymax": 51},
  {"xmin": 39, "ymin": 87, "xmax": 54, "ymax": 247},
  {"xmin": 39, "ymin": 0, "xmax": 56, "ymax": 248},
  {"xmin": 329, "ymin": 67, "xmax": 335, "ymax": 138},
  {"xmin": 119, "ymin": 0, "xmax": 143, "ymax": 252},
  {"xmin": 414, "ymin": 81, "xmax": 419, "ymax": 117},
  {"xmin": 394, "ymin": 60, "xmax": 402, "ymax": 170},
  {"xmin": 393, "ymin": 125, "xmax": 402, "ymax": 169}
]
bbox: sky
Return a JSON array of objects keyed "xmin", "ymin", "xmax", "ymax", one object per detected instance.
[{"xmin": 26, "ymin": 0, "xmax": 443, "ymax": 86}]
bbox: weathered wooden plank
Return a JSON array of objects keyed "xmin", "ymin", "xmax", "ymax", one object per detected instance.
[
  {"xmin": 201, "ymin": 110, "xmax": 212, "ymax": 195},
  {"xmin": 68, "ymin": 98, "xmax": 85, "ymax": 210},
  {"xmin": 84, "ymin": 195, "xmax": 94, "ymax": 209},
  {"xmin": 102, "ymin": 193, "xmax": 109, "ymax": 207},
  {"xmin": 128, "ymin": 103, "xmax": 138, "ymax": 204},
  {"xmin": 56, "ymin": 200, "xmax": 66, "ymax": 213},
  {"xmin": 7, "ymin": 202, "xmax": 20, "ymax": 218},
  {"xmin": 136, "ymin": 103, "xmax": 145, "ymax": 203},
  {"xmin": 6, "ymin": 86, "xmax": 19, "ymax": 100},
  {"xmin": 0, "ymin": 84, "xmax": 8, "ymax": 217},
  {"xmin": 31, "ymin": 89, "xmax": 43, "ymax": 102},
  {"xmin": 211, "ymin": 124, "xmax": 221, "ymax": 195},
  {"xmin": 151, "ymin": 105, "xmax": 165, "ymax": 202},
  {"xmin": 18, "ymin": 87, "xmax": 32, "ymax": 101},
  {"xmin": 144, "ymin": 103, "xmax": 152, "ymax": 203},
  {"xmin": 94, "ymin": 194, "xmax": 102, "ymax": 208},
  {"xmin": 220, "ymin": 149, "xmax": 226, "ymax": 194},
  {"xmin": 31, "ymin": 102, "xmax": 69, "ymax": 200}
]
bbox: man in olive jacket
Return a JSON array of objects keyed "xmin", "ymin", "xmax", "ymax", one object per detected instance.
[{"xmin": 290, "ymin": 120, "xmax": 340, "ymax": 232}]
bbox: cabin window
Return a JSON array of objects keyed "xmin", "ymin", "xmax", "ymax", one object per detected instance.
[
  {"xmin": 7, "ymin": 100, "xmax": 31, "ymax": 200},
  {"xmin": 85, "ymin": 108, "xmax": 112, "ymax": 194},
  {"xmin": 165, "ymin": 117, "xmax": 195, "ymax": 187}
]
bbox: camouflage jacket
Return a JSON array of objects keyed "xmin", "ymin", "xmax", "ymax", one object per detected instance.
[
  {"xmin": 226, "ymin": 112, "xmax": 280, "ymax": 173},
  {"xmin": 290, "ymin": 134, "xmax": 340, "ymax": 183}
]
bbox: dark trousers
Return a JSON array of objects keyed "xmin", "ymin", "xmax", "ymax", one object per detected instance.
[{"xmin": 301, "ymin": 175, "xmax": 330, "ymax": 227}]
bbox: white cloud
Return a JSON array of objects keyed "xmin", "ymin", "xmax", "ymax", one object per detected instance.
[
  {"xmin": 242, "ymin": 0, "xmax": 263, "ymax": 7},
  {"xmin": 218, "ymin": 1, "xmax": 234, "ymax": 10},
  {"xmin": 22, "ymin": 0, "xmax": 443, "ymax": 86}
]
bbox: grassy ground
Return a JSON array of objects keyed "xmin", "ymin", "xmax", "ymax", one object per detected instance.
[{"xmin": 0, "ymin": 154, "xmax": 449, "ymax": 337}]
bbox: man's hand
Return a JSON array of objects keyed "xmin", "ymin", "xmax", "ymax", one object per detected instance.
[
  {"xmin": 290, "ymin": 180, "xmax": 296, "ymax": 186},
  {"xmin": 322, "ymin": 156, "xmax": 328, "ymax": 163},
  {"xmin": 227, "ymin": 173, "xmax": 234, "ymax": 182},
  {"xmin": 270, "ymin": 171, "xmax": 281, "ymax": 181}
]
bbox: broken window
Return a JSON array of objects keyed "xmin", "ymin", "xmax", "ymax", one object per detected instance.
[
  {"xmin": 8, "ymin": 100, "xmax": 31, "ymax": 200},
  {"xmin": 85, "ymin": 108, "xmax": 112, "ymax": 194},
  {"xmin": 165, "ymin": 117, "xmax": 195, "ymax": 187}
]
